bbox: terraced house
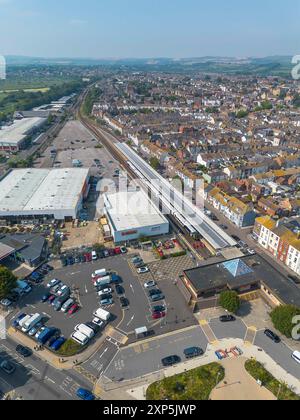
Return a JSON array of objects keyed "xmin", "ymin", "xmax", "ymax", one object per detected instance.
[
  {"xmin": 207, "ymin": 187, "xmax": 257, "ymax": 227},
  {"xmin": 254, "ymin": 216, "xmax": 300, "ymax": 276}
]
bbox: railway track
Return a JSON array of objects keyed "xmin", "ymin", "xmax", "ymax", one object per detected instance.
[{"xmin": 77, "ymin": 109, "xmax": 206, "ymax": 260}]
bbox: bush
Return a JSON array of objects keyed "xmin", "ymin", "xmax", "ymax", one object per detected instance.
[
  {"xmin": 219, "ymin": 291, "xmax": 241, "ymax": 314},
  {"xmin": 245, "ymin": 359, "xmax": 300, "ymax": 400},
  {"xmin": 146, "ymin": 363, "xmax": 224, "ymax": 400},
  {"xmin": 270, "ymin": 305, "xmax": 300, "ymax": 339},
  {"xmin": 57, "ymin": 339, "xmax": 84, "ymax": 357}
]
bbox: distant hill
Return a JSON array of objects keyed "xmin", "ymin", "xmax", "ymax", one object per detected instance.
[{"xmin": 4, "ymin": 55, "xmax": 294, "ymax": 77}]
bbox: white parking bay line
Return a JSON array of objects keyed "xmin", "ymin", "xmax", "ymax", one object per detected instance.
[{"xmin": 45, "ymin": 377, "xmax": 56, "ymax": 384}]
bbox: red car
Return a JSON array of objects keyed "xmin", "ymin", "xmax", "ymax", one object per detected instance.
[
  {"xmin": 68, "ymin": 304, "xmax": 79, "ymax": 315},
  {"xmin": 48, "ymin": 295, "xmax": 56, "ymax": 304},
  {"xmin": 85, "ymin": 253, "xmax": 92, "ymax": 262},
  {"xmin": 114, "ymin": 247, "xmax": 122, "ymax": 255},
  {"xmin": 152, "ymin": 311, "xmax": 166, "ymax": 320}
]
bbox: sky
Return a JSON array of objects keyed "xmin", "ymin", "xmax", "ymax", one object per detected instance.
[{"xmin": 0, "ymin": 0, "xmax": 299, "ymax": 58}]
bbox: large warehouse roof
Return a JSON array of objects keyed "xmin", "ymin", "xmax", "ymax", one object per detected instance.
[
  {"xmin": 104, "ymin": 190, "xmax": 168, "ymax": 232},
  {"xmin": 0, "ymin": 168, "xmax": 89, "ymax": 215},
  {"xmin": 0, "ymin": 117, "xmax": 46, "ymax": 146}
]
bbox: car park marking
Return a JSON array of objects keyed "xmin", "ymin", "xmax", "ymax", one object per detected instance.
[
  {"xmin": 45, "ymin": 377, "xmax": 56, "ymax": 384},
  {"xmin": 126, "ymin": 315, "xmax": 135, "ymax": 327}
]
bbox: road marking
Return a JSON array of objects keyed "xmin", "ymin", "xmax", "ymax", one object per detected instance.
[
  {"xmin": 130, "ymin": 284, "xmax": 135, "ymax": 294},
  {"xmin": 45, "ymin": 377, "xmax": 56, "ymax": 384},
  {"xmin": 126, "ymin": 315, "xmax": 135, "ymax": 327},
  {"xmin": 98, "ymin": 347, "xmax": 108, "ymax": 359}
]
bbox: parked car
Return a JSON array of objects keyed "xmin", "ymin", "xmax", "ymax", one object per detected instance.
[
  {"xmin": 115, "ymin": 285, "xmax": 124, "ymax": 296},
  {"xmin": 48, "ymin": 295, "xmax": 56, "ymax": 304},
  {"xmin": 50, "ymin": 337, "xmax": 66, "ymax": 351},
  {"xmin": 98, "ymin": 288, "xmax": 112, "ymax": 297},
  {"xmin": 0, "ymin": 360, "xmax": 16, "ymax": 375},
  {"xmin": 184, "ymin": 347, "xmax": 204, "ymax": 359},
  {"xmin": 144, "ymin": 280, "xmax": 156, "ymax": 289},
  {"xmin": 92, "ymin": 318, "xmax": 104, "ymax": 328},
  {"xmin": 12, "ymin": 313, "xmax": 26, "ymax": 328},
  {"xmin": 151, "ymin": 294, "xmax": 165, "ymax": 302},
  {"xmin": 264, "ymin": 329, "xmax": 281, "ymax": 343},
  {"xmin": 76, "ymin": 388, "xmax": 95, "ymax": 401},
  {"xmin": 120, "ymin": 247, "xmax": 127, "ymax": 254},
  {"xmin": 288, "ymin": 275, "xmax": 300, "ymax": 285},
  {"xmin": 47, "ymin": 279, "xmax": 61, "ymax": 289},
  {"xmin": 152, "ymin": 311, "xmax": 166, "ymax": 320},
  {"xmin": 100, "ymin": 298, "xmax": 113, "ymax": 306},
  {"xmin": 161, "ymin": 355, "xmax": 181, "ymax": 367},
  {"xmin": 120, "ymin": 297, "xmax": 129, "ymax": 308},
  {"xmin": 41, "ymin": 293, "xmax": 51, "ymax": 303},
  {"xmin": 219, "ymin": 315, "xmax": 236, "ymax": 323},
  {"xmin": 152, "ymin": 305, "xmax": 166, "ymax": 313},
  {"xmin": 68, "ymin": 304, "xmax": 79, "ymax": 315},
  {"xmin": 231, "ymin": 235, "xmax": 241, "ymax": 242},
  {"xmin": 0, "ymin": 299, "xmax": 12, "ymax": 308},
  {"xmin": 16, "ymin": 345, "xmax": 32, "ymax": 358},
  {"xmin": 148, "ymin": 289, "xmax": 162, "ymax": 297}
]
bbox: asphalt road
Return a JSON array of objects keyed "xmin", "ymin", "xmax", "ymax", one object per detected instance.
[
  {"xmin": 254, "ymin": 331, "xmax": 300, "ymax": 380},
  {"xmin": 104, "ymin": 326, "xmax": 208, "ymax": 382},
  {"xmin": 0, "ymin": 337, "xmax": 92, "ymax": 400}
]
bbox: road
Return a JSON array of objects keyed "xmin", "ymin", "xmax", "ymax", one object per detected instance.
[{"xmin": 0, "ymin": 336, "xmax": 92, "ymax": 400}]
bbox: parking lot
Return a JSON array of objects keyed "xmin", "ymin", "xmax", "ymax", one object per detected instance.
[
  {"xmin": 7, "ymin": 250, "xmax": 198, "ymax": 356},
  {"xmin": 38, "ymin": 120, "xmax": 121, "ymax": 179}
]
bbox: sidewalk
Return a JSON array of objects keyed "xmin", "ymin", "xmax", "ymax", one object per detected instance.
[
  {"xmin": 97, "ymin": 338, "xmax": 300, "ymax": 400},
  {"xmin": 7, "ymin": 327, "xmax": 109, "ymax": 370}
]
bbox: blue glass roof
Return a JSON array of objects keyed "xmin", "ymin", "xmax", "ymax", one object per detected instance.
[{"xmin": 222, "ymin": 259, "xmax": 253, "ymax": 278}]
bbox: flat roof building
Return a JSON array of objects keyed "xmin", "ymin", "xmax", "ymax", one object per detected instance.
[
  {"xmin": 0, "ymin": 117, "xmax": 47, "ymax": 151},
  {"xmin": 182, "ymin": 255, "xmax": 300, "ymax": 310},
  {"xmin": 104, "ymin": 190, "xmax": 169, "ymax": 243},
  {"xmin": 0, "ymin": 168, "xmax": 89, "ymax": 222}
]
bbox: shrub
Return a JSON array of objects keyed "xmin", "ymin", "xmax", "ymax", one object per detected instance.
[{"xmin": 219, "ymin": 291, "xmax": 241, "ymax": 314}]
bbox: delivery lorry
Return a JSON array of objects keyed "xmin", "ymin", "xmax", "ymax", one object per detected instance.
[{"xmin": 75, "ymin": 324, "xmax": 95, "ymax": 340}]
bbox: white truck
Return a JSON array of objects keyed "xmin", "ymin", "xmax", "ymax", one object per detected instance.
[
  {"xmin": 93, "ymin": 308, "xmax": 111, "ymax": 322},
  {"xmin": 92, "ymin": 269, "xmax": 107, "ymax": 279},
  {"xmin": 71, "ymin": 331, "xmax": 89, "ymax": 346},
  {"xmin": 18, "ymin": 314, "xmax": 33, "ymax": 330},
  {"xmin": 75, "ymin": 324, "xmax": 95, "ymax": 340},
  {"xmin": 22, "ymin": 313, "xmax": 43, "ymax": 333}
]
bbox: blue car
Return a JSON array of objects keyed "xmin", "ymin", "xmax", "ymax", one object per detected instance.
[
  {"xmin": 13, "ymin": 313, "xmax": 26, "ymax": 328},
  {"xmin": 50, "ymin": 337, "xmax": 66, "ymax": 351},
  {"xmin": 76, "ymin": 389, "xmax": 95, "ymax": 401}
]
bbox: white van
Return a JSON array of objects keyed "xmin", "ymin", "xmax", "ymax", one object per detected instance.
[
  {"xmin": 75, "ymin": 324, "xmax": 95, "ymax": 340},
  {"xmin": 22, "ymin": 313, "xmax": 43, "ymax": 333},
  {"xmin": 292, "ymin": 351, "xmax": 300, "ymax": 364},
  {"xmin": 92, "ymin": 251, "xmax": 98, "ymax": 261},
  {"xmin": 93, "ymin": 308, "xmax": 111, "ymax": 322},
  {"xmin": 71, "ymin": 331, "xmax": 89, "ymax": 346},
  {"xmin": 92, "ymin": 269, "xmax": 107, "ymax": 279}
]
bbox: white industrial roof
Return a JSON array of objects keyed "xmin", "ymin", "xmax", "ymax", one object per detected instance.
[
  {"xmin": 105, "ymin": 190, "xmax": 168, "ymax": 232},
  {"xmin": 0, "ymin": 168, "xmax": 89, "ymax": 214},
  {"xmin": 0, "ymin": 117, "xmax": 46, "ymax": 145}
]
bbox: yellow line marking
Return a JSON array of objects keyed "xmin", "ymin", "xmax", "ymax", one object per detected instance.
[{"xmin": 199, "ymin": 320, "xmax": 208, "ymax": 326}]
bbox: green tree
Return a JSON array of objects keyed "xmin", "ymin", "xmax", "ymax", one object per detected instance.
[
  {"xmin": 270, "ymin": 305, "xmax": 300, "ymax": 339},
  {"xmin": 0, "ymin": 266, "xmax": 17, "ymax": 299},
  {"xmin": 150, "ymin": 157, "xmax": 160, "ymax": 170},
  {"xmin": 219, "ymin": 291, "xmax": 241, "ymax": 314}
]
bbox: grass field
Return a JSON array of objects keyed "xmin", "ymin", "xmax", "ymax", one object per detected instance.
[
  {"xmin": 146, "ymin": 363, "xmax": 225, "ymax": 401},
  {"xmin": 0, "ymin": 87, "xmax": 50, "ymax": 93}
]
